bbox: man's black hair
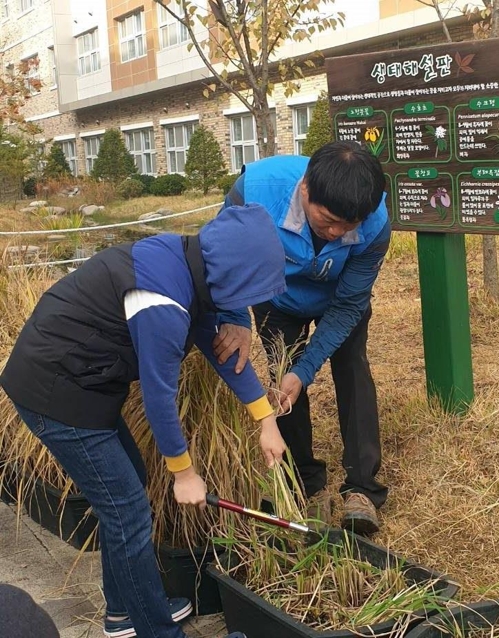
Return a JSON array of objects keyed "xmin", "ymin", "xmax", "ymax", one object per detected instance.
[{"xmin": 304, "ymin": 140, "xmax": 386, "ymax": 222}]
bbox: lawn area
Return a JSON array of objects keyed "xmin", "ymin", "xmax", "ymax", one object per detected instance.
[{"xmin": 0, "ymin": 190, "xmax": 222, "ymax": 258}]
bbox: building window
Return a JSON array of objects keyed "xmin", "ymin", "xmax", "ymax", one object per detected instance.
[
  {"xmin": 23, "ymin": 55, "xmax": 40, "ymax": 96},
  {"xmin": 118, "ymin": 11, "xmax": 146, "ymax": 63},
  {"xmin": 77, "ymin": 30, "xmax": 101, "ymax": 76},
  {"xmin": 124, "ymin": 128, "xmax": 156, "ymax": 175},
  {"xmin": 84, "ymin": 136, "xmax": 101, "ymax": 174},
  {"xmin": 19, "ymin": 0, "xmax": 33, "ymax": 12},
  {"xmin": 230, "ymin": 114, "xmax": 257, "ymax": 172},
  {"xmin": 293, "ymin": 104, "xmax": 315, "ymax": 155},
  {"xmin": 158, "ymin": 3, "xmax": 188, "ymax": 49},
  {"xmin": 164, "ymin": 121, "xmax": 197, "ymax": 174},
  {"xmin": 61, "ymin": 140, "xmax": 77, "ymax": 175},
  {"xmin": 2, "ymin": 0, "xmax": 9, "ymax": 19},
  {"xmin": 229, "ymin": 113, "xmax": 276, "ymax": 172},
  {"xmin": 47, "ymin": 46, "xmax": 56, "ymax": 86}
]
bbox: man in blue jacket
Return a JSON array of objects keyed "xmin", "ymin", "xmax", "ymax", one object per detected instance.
[
  {"xmin": 214, "ymin": 141, "xmax": 391, "ymax": 535},
  {"xmin": 0, "ymin": 204, "xmax": 285, "ymax": 638}
]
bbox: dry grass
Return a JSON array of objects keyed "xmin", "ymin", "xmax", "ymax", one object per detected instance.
[
  {"xmin": 0, "ymin": 192, "xmax": 221, "ymax": 227},
  {"xmin": 124, "ymin": 355, "xmax": 263, "ymax": 549},
  {"xmin": 303, "ymin": 231, "xmax": 499, "ymax": 600},
  {"xmin": 0, "ymin": 191, "xmax": 221, "ymax": 260}
]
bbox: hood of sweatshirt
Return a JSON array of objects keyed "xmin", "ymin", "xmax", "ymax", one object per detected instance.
[{"xmin": 199, "ymin": 204, "xmax": 286, "ymax": 311}]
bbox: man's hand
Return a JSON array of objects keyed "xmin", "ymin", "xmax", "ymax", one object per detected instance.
[
  {"xmin": 279, "ymin": 372, "xmax": 303, "ymax": 414},
  {"xmin": 259, "ymin": 415, "xmax": 286, "ymax": 467},
  {"xmin": 213, "ymin": 324, "xmax": 251, "ymax": 373},
  {"xmin": 173, "ymin": 466, "xmax": 207, "ymax": 509}
]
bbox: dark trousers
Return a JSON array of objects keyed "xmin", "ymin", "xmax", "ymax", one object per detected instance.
[{"xmin": 253, "ymin": 301, "xmax": 388, "ymax": 509}]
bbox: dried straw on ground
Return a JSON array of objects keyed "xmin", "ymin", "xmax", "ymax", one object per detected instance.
[{"xmin": 304, "ymin": 233, "xmax": 499, "ymax": 599}]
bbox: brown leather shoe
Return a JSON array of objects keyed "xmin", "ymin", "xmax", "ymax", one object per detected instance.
[
  {"xmin": 306, "ymin": 488, "xmax": 332, "ymax": 526},
  {"xmin": 341, "ymin": 492, "xmax": 379, "ymax": 535}
]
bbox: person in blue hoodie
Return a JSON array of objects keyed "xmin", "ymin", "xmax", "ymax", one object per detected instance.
[
  {"xmin": 0, "ymin": 204, "xmax": 286, "ymax": 638},
  {"xmin": 213, "ymin": 141, "xmax": 391, "ymax": 535}
]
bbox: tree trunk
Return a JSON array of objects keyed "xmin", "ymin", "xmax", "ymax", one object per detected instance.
[
  {"xmin": 482, "ymin": 0, "xmax": 499, "ymax": 300},
  {"xmin": 483, "ymin": 236, "xmax": 499, "ymax": 298},
  {"xmin": 253, "ymin": 102, "xmax": 276, "ymax": 158},
  {"xmin": 492, "ymin": 0, "xmax": 499, "ymax": 35}
]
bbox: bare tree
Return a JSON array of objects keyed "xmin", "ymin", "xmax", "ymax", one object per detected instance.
[{"xmin": 153, "ymin": 0, "xmax": 343, "ymax": 157}]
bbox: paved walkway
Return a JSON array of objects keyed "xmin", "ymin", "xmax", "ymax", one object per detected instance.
[{"xmin": 0, "ymin": 502, "xmax": 227, "ymax": 638}]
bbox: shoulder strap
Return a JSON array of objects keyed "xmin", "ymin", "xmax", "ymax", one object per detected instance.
[
  {"xmin": 181, "ymin": 234, "xmax": 216, "ymax": 316},
  {"xmin": 181, "ymin": 234, "xmax": 216, "ymax": 357}
]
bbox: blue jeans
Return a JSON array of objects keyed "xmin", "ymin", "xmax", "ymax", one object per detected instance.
[{"xmin": 15, "ymin": 403, "xmax": 186, "ymax": 638}]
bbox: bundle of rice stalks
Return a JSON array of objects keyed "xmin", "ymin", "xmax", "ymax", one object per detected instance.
[
  {"xmin": 125, "ymin": 350, "xmax": 265, "ymax": 549},
  {"xmin": 0, "ymin": 251, "xmax": 54, "ymax": 357},
  {"xmin": 0, "ymin": 255, "xmax": 77, "ymax": 501}
]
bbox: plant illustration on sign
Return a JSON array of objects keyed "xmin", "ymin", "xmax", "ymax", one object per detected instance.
[
  {"xmin": 454, "ymin": 52, "xmax": 475, "ymax": 77},
  {"xmin": 429, "ymin": 187, "xmax": 451, "ymax": 220},
  {"xmin": 425, "ymin": 125, "xmax": 448, "ymax": 158},
  {"xmin": 364, "ymin": 127, "xmax": 385, "ymax": 158},
  {"xmin": 486, "ymin": 125, "xmax": 499, "ymax": 154}
]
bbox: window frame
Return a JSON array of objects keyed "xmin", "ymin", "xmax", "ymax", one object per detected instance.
[
  {"xmin": 77, "ymin": 29, "xmax": 101, "ymax": 76},
  {"xmin": 229, "ymin": 114, "xmax": 258, "ymax": 173},
  {"xmin": 229, "ymin": 112, "xmax": 276, "ymax": 172},
  {"xmin": 23, "ymin": 54, "xmax": 40, "ymax": 96},
  {"xmin": 124, "ymin": 128, "xmax": 157, "ymax": 176},
  {"xmin": 164, "ymin": 120, "xmax": 198, "ymax": 174},
  {"xmin": 157, "ymin": 3, "xmax": 188, "ymax": 50},
  {"xmin": 61, "ymin": 140, "xmax": 78, "ymax": 176},
  {"xmin": 19, "ymin": 0, "xmax": 33, "ymax": 14},
  {"xmin": 84, "ymin": 136, "xmax": 101, "ymax": 174},
  {"xmin": 47, "ymin": 45, "xmax": 56, "ymax": 86},
  {"xmin": 293, "ymin": 104, "xmax": 315, "ymax": 155},
  {"xmin": 118, "ymin": 11, "xmax": 146, "ymax": 63}
]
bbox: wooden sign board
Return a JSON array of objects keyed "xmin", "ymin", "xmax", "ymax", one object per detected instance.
[{"xmin": 326, "ymin": 40, "xmax": 499, "ymax": 234}]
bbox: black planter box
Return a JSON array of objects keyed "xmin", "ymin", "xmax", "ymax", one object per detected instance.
[
  {"xmin": 0, "ymin": 463, "xmax": 19, "ymax": 505},
  {"xmin": 26, "ymin": 479, "xmax": 99, "ymax": 551},
  {"xmin": 405, "ymin": 600, "xmax": 499, "ymax": 638},
  {"xmin": 207, "ymin": 529, "xmax": 460, "ymax": 638},
  {"xmin": 156, "ymin": 542, "xmax": 222, "ymax": 616}
]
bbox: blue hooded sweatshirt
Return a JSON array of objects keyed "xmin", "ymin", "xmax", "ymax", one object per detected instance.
[{"xmin": 125, "ymin": 204, "xmax": 286, "ymax": 470}]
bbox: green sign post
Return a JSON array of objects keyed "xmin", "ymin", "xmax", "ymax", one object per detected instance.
[{"xmin": 326, "ymin": 40, "xmax": 499, "ymax": 412}]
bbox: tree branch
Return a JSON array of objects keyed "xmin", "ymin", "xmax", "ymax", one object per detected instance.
[
  {"xmin": 209, "ymin": 1, "xmax": 259, "ymax": 87},
  {"xmin": 260, "ymin": 0, "xmax": 270, "ymax": 94},
  {"xmin": 491, "ymin": 0, "xmax": 499, "ymax": 36},
  {"xmin": 153, "ymin": 0, "xmax": 254, "ymax": 111},
  {"xmin": 416, "ymin": 0, "xmax": 453, "ymax": 41}
]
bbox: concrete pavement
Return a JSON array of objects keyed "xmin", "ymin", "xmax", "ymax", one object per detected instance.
[{"xmin": 0, "ymin": 501, "xmax": 227, "ymax": 638}]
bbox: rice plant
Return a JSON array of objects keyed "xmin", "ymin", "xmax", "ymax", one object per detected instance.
[{"xmin": 126, "ymin": 351, "xmax": 265, "ymax": 548}]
